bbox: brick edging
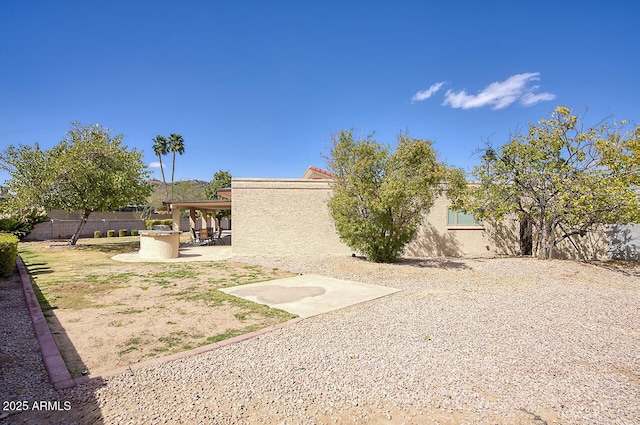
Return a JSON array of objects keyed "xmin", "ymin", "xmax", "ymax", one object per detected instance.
[{"xmin": 16, "ymin": 256, "xmax": 76, "ymax": 390}]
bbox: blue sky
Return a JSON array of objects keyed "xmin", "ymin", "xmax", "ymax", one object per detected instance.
[{"xmin": 1, "ymin": 0, "xmax": 639, "ymax": 184}]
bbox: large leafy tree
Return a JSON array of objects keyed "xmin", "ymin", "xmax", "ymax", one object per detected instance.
[
  {"xmin": 204, "ymin": 170, "xmax": 232, "ymax": 200},
  {"xmin": 205, "ymin": 170, "xmax": 232, "ymax": 237},
  {"xmin": 0, "ymin": 145, "xmax": 50, "ymax": 239},
  {"xmin": 0, "ymin": 143, "xmax": 53, "ymax": 216},
  {"xmin": 152, "ymin": 135, "xmax": 169, "ymax": 201},
  {"xmin": 327, "ymin": 130, "xmax": 466, "ymax": 263},
  {"xmin": 1, "ymin": 122, "xmax": 152, "ymax": 245},
  {"xmin": 465, "ymin": 106, "xmax": 639, "ymax": 259},
  {"xmin": 168, "ymin": 133, "xmax": 185, "ymax": 201}
]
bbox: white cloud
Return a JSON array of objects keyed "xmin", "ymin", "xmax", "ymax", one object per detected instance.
[
  {"xmin": 441, "ymin": 73, "xmax": 555, "ymax": 110},
  {"xmin": 149, "ymin": 161, "xmax": 161, "ymax": 168},
  {"xmin": 411, "ymin": 82, "xmax": 444, "ymax": 102},
  {"xmin": 520, "ymin": 91, "xmax": 556, "ymax": 106}
]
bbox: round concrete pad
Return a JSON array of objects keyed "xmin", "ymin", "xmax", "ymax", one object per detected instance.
[
  {"xmin": 219, "ymin": 274, "xmax": 401, "ymax": 318},
  {"xmin": 112, "ymin": 245, "xmax": 233, "ymax": 263}
]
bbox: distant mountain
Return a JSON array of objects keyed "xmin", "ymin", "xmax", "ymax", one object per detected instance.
[
  {"xmin": 149, "ymin": 178, "xmax": 209, "ymax": 189},
  {"xmin": 147, "ymin": 179, "xmax": 209, "ymax": 209}
]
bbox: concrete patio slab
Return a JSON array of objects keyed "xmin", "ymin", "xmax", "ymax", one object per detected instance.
[
  {"xmin": 112, "ymin": 245, "xmax": 233, "ymax": 263},
  {"xmin": 219, "ymin": 274, "xmax": 401, "ymax": 318}
]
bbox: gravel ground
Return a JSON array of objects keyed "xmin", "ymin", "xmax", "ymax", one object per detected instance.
[{"xmin": 1, "ymin": 256, "xmax": 638, "ymax": 424}]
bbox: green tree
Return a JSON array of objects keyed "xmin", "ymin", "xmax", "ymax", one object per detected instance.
[
  {"xmin": 204, "ymin": 170, "xmax": 232, "ymax": 200},
  {"xmin": 205, "ymin": 170, "xmax": 232, "ymax": 237},
  {"xmin": 465, "ymin": 106, "xmax": 639, "ymax": 259},
  {"xmin": 152, "ymin": 135, "xmax": 169, "ymax": 201},
  {"xmin": 170, "ymin": 180, "xmax": 207, "ymax": 202},
  {"xmin": 0, "ymin": 143, "xmax": 53, "ymax": 216},
  {"xmin": 327, "ymin": 130, "xmax": 466, "ymax": 263},
  {"xmin": 1, "ymin": 122, "xmax": 152, "ymax": 245},
  {"xmin": 145, "ymin": 179, "xmax": 207, "ymax": 216},
  {"xmin": 168, "ymin": 133, "xmax": 185, "ymax": 201}
]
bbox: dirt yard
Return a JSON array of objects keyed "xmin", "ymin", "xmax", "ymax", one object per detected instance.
[
  {"xmin": 5, "ymin": 249, "xmax": 639, "ymax": 424},
  {"xmin": 18, "ymin": 239, "xmax": 295, "ymax": 377}
]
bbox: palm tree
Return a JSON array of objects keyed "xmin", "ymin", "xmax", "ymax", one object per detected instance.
[
  {"xmin": 152, "ymin": 135, "xmax": 169, "ymax": 201},
  {"xmin": 168, "ymin": 133, "xmax": 185, "ymax": 201}
]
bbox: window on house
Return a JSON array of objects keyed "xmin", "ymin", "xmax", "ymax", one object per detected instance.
[{"xmin": 447, "ymin": 209, "xmax": 483, "ymax": 227}]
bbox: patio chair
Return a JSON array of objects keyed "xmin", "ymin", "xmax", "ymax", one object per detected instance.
[
  {"xmin": 199, "ymin": 228, "xmax": 212, "ymax": 245},
  {"xmin": 206, "ymin": 227, "xmax": 219, "ymax": 245},
  {"xmin": 190, "ymin": 228, "xmax": 202, "ymax": 245}
]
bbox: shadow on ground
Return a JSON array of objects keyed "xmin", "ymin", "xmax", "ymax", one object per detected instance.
[{"xmin": 400, "ymin": 257, "xmax": 472, "ymax": 270}]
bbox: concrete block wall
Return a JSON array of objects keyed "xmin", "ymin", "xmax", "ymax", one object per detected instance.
[
  {"xmin": 26, "ymin": 216, "xmax": 226, "ymax": 241},
  {"xmin": 607, "ymin": 223, "xmax": 640, "ymax": 260},
  {"xmin": 26, "ymin": 219, "xmax": 147, "ymax": 241}
]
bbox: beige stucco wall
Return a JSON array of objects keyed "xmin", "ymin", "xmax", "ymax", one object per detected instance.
[
  {"xmin": 550, "ymin": 226, "xmax": 608, "ymax": 260},
  {"xmin": 404, "ymin": 195, "xmax": 520, "ymax": 258},
  {"xmin": 231, "ymin": 179, "xmax": 352, "ymax": 256},
  {"xmin": 232, "ymin": 179, "xmax": 521, "ymax": 258},
  {"xmin": 404, "ymin": 196, "xmax": 608, "ymax": 260},
  {"xmin": 232, "ymin": 178, "xmax": 609, "ymax": 260}
]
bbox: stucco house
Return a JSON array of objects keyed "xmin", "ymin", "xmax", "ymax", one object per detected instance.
[
  {"xmin": 24, "ymin": 165, "xmax": 636, "ymax": 260},
  {"xmin": 231, "ymin": 166, "xmax": 617, "ymax": 260}
]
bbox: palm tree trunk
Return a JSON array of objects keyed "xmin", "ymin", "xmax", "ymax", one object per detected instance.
[
  {"xmin": 158, "ymin": 156, "xmax": 168, "ymax": 201},
  {"xmin": 171, "ymin": 152, "xmax": 176, "ymax": 201}
]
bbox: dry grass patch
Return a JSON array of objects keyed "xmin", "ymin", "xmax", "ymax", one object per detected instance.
[{"xmin": 19, "ymin": 238, "xmax": 296, "ymax": 377}]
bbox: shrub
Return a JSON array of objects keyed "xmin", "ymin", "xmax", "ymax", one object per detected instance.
[
  {"xmin": 0, "ymin": 212, "xmax": 48, "ymax": 241},
  {"xmin": 94, "ymin": 230, "xmax": 102, "ymax": 238},
  {"xmin": 145, "ymin": 219, "xmax": 173, "ymax": 230},
  {"xmin": 0, "ymin": 218, "xmax": 16, "ymax": 230},
  {"xmin": 0, "ymin": 217, "xmax": 32, "ymax": 241},
  {"xmin": 327, "ymin": 130, "xmax": 465, "ymax": 262},
  {"xmin": 118, "ymin": 229, "xmax": 128, "ymax": 237},
  {"xmin": 130, "ymin": 229, "xmax": 139, "ymax": 237},
  {"xmin": 106, "ymin": 230, "xmax": 116, "ymax": 237},
  {"xmin": 0, "ymin": 233, "xmax": 19, "ymax": 277}
]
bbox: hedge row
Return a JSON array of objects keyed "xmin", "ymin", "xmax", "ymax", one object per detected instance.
[
  {"xmin": 145, "ymin": 219, "xmax": 173, "ymax": 230},
  {"xmin": 93, "ymin": 229, "xmax": 141, "ymax": 238},
  {"xmin": 0, "ymin": 233, "xmax": 19, "ymax": 277}
]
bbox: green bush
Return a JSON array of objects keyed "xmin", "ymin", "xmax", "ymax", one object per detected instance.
[
  {"xmin": 0, "ymin": 233, "xmax": 19, "ymax": 277},
  {"xmin": 0, "ymin": 217, "xmax": 32, "ymax": 241},
  {"xmin": 118, "ymin": 229, "xmax": 128, "ymax": 237},
  {"xmin": 106, "ymin": 230, "xmax": 116, "ymax": 237},
  {"xmin": 94, "ymin": 230, "xmax": 102, "ymax": 238},
  {"xmin": 0, "ymin": 218, "xmax": 17, "ymax": 229},
  {"xmin": 0, "ymin": 212, "xmax": 48, "ymax": 241},
  {"xmin": 327, "ymin": 130, "xmax": 465, "ymax": 262},
  {"xmin": 130, "ymin": 229, "xmax": 139, "ymax": 237},
  {"xmin": 145, "ymin": 219, "xmax": 173, "ymax": 230}
]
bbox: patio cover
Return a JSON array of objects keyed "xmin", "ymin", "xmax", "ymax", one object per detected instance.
[{"xmin": 168, "ymin": 200, "xmax": 231, "ymax": 232}]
